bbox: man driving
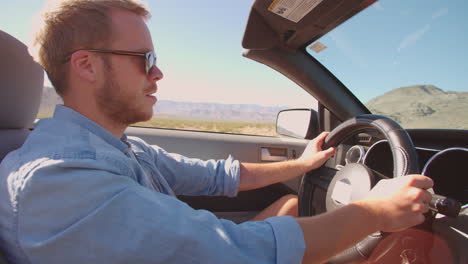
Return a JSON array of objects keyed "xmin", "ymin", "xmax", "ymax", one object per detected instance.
[{"xmin": 0, "ymin": 0, "xmax": 434, "ymax": 263}]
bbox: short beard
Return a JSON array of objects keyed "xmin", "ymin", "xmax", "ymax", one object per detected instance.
[{"xmin": 95, "ymin": 59, "xmax": 153, "ymax": 127}]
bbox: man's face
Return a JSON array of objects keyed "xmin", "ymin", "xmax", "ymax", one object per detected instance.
[{"xmin": 95, "ymin": 9, "xmax": 163, "ymax": 125}]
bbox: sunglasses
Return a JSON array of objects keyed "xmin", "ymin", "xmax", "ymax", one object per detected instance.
[{"xmin": 64, "ymin": 49, "xmax": 157, "ymax": 74}]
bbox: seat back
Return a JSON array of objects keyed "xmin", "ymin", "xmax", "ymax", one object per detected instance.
[
  {"xmin": 0, "ymin": 30, "xmax": 44, "ymax": 264},
  {"xmin": 0, "ymin": 30, "xmax": 44, "ymax": 161}
]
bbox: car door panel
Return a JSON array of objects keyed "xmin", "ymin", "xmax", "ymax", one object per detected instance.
[{"xmin": 125, "ymin": 126, "xmax": 308, "ymax": 222}]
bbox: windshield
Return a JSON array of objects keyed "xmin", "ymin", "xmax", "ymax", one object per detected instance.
[{"xmin": 307, "ymin": 0, "xmax": 468, "ymax": 130}]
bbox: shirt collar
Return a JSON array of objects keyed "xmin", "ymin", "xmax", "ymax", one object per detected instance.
[{"xmin": 53, "ymin": 104, "xmax": 130, "ymax": 154}]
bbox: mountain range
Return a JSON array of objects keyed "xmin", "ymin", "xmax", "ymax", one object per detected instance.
[
  {"xmin": 38, "ymin": 85, "xmax": 468, "ymax": 129},
  {"xmin": 152, "ymin": 100, "xmax": 287, "ymax": 123},
  {"xmin": 38, "ymin": 86, "xmax": 287, "ymax": 123}
]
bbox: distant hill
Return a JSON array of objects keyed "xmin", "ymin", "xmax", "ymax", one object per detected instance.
[
  {"xmin": 38, "ymin": 86, "xmax": 286, "ymax": 123},
  {"xmin": 365, "ymin": 85, "xmax": 468, "ymax": 129}
]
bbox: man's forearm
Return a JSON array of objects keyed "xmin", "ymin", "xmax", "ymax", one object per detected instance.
[
  {"xmin": 297, "ymin": 200, "xmax": 380, "ymax": 264},
  {"xmin": 239, "ymin": 160, "xmax": 308, "ymax": 191}
]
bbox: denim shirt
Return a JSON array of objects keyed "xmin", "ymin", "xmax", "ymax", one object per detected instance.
[{"xmin": 0, "ymin": 105, "xmax": 305, "ymax": 264}]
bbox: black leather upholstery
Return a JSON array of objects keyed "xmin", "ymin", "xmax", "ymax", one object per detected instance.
[{"xmin": 324, "ymin": 114, "xmax": 420, "ymax": 177}]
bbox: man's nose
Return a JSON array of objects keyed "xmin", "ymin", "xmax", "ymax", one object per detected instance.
[{"xmin": 148, "ymin": 65, "xmax": 163, "ymax": 81}]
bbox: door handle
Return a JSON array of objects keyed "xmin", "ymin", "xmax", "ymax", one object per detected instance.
[{"xmin": 261, "ymin": 147, "xmax": 288, "ymax": 162}]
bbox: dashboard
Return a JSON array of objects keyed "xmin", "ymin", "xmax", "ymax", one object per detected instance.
[{"xmin": 336, "ymin": 129, "xmax": 468, "ymax": 205}]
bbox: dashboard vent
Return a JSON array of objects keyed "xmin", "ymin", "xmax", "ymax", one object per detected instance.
[{"xmin": 357, "ymin": 134, "xmax": 372, "ymax": 143}]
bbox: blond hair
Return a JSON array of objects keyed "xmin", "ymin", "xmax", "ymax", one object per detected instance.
[{"xmin": 32, "ymin": 0, "xmax": 150, "ymax": 96}]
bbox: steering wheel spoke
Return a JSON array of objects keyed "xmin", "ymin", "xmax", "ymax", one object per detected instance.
[
  {"xmin": 299, "ymin": 166, "xmax": 339, "ymax": 217},
  {"xmin": 303, "ymin": 166, "xmax": 338, "ymax": 189},
  {"xmin": 369, "ymin": 167, "xmax": 391, "ymax": 181}
]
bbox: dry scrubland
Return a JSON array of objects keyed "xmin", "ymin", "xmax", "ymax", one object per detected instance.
[
  {"xmin": 134, "ymin": 118, "xmax": 277, "ymax": 136},
  {"xmin": 37, "ymin": 115, "xmax": 277, "ymax": 136}
]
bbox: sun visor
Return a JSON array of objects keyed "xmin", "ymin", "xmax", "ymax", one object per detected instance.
[
  {"xmin": 242, "ymin": 8, "xmax": 279, "ymax": 50},
  {"xmin": 243, "ymin": 0, "xmax": 376, "ymax": 50}
]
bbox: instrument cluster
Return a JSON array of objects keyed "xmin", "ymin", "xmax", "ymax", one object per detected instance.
[{"xmin": 342, "ymin": 138, "xmax": 467, "ymax": 205}]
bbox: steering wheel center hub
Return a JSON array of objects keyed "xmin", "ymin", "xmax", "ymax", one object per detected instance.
[{"xmin": 326, "ymin": 163, "xmax": 375, "ymax": 211}]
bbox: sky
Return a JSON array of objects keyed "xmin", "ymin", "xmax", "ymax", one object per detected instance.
[
  {"xmin": 1, "ymin": 0, "xmax": 467, "ymax": 106},
  {"xmin": 0, "ymin": 0, "xmax": 315, "ymax": 108},
  {"xmin": 310, "ymin": 0, "xmax": 468, "ymax": 102}
]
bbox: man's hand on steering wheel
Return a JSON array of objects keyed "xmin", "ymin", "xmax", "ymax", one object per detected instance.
[
  {"xmin": 360, "ymin": 175, "xmax": 434, "ymax": 233},
  {"xmin": 298, "ymin": 132, "xmax": 336, "ymax": 171}
]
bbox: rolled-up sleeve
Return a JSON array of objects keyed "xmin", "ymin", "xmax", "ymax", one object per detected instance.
[
  {"xmin": 147, "ymin": 145, "xmax": 241, "ymax": 197},
  {"xmin": 18, "ymin": 164, "xmax": 305, "ymax": 264},
  {"xmin": 266, "ymin": 216, "xmax": 306, "ymax": 264}
]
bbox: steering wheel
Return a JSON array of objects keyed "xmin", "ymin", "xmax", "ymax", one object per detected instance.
[{"xmin": 298, "ymin": 114, "xmax": 420, "ymax": 263}]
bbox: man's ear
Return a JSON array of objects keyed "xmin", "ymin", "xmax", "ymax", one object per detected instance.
[{"xmin": 69, "ymin": 50, "xmax": 99, "ymax": 83}]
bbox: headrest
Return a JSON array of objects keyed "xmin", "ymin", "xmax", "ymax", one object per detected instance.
[{"xmin": 0, "ymin": 30, "xmax": 44, "ymax": 129}]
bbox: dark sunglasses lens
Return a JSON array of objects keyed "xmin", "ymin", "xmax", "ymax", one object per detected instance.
[{"xmin": 145, "ymin": 52, "xmax": 156, "ymax": 74}]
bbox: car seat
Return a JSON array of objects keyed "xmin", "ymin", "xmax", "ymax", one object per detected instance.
[{"xmin": 0, "ymin": 29, "xmax": 44, "ymax": 264}]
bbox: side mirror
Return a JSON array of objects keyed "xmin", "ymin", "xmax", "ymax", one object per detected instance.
[{"xmin": 276, "ymin": 109, "xmax": 319, "ymax": 139}]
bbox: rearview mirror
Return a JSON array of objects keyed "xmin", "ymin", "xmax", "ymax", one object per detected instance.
[{"xmin": 276, "ymin": 109, "xmax": 318, "ymax": 139}]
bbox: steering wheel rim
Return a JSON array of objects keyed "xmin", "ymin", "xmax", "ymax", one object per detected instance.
[
  {"xmin": 298, "ymin": 114, "xmax": 420, "ymax": 263},
  {"xmin": 323, "ymin": 114, "xmax": 419, "ymax": 177}
]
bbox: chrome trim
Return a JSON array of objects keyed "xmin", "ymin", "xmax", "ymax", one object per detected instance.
[
  {"xmin": 362, "ymin": 139, "xmax": 388, "ymax": 165},
  {"xmin": 421, "ymin": 147, "xmax": 468, "ymax": 175},
  {"xmin": 415, "ymin": 146, "xmax": 442, "ymax": 152},
  {"xmin": 345, "ymin": 145, "xmax": 365, "ymax": 164}
]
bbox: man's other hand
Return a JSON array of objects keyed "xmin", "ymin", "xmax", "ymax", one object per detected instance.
[
  {"xmin": 298, "ymin": 132, "xmax": 335, "ymax": 171},
  {"xmin": 359, "ymin": 175, "xmax": 434, "ymax": 233}
]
